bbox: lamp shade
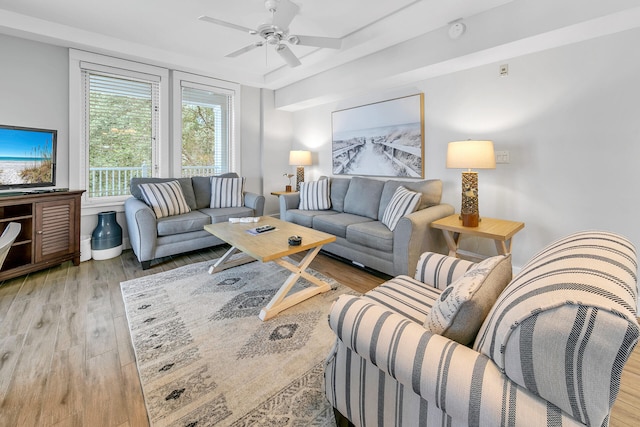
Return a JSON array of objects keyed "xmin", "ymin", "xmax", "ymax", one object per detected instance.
[
  {"xmin": 289, "ymin": 150, "xmax": 312, "ymax": 166},
  {"xmin": 446, "ymin": 140, "xmax": 496, "ymax": 170}
]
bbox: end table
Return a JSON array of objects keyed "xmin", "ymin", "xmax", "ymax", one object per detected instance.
[{"xmin": 431, "ymin": 214, "xmax": 524, "ymax": 261}]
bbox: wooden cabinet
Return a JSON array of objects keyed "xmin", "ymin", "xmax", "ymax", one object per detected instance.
[{"xmin": 0, "ymin": 190, "xmax": 84, "ymax": 281}]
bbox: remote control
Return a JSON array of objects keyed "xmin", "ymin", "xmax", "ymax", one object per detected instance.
[{"xmin": 255, "ymin": 225, "xmax": 275, "ymax": 233}]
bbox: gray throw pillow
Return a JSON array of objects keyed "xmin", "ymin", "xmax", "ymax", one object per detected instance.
[{"xmin": 424, "ymin": 255, "xmax": 512, "ymax": 345}]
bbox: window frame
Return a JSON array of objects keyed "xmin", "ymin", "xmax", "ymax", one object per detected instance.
[
  {"xmin": 69, "ymin": 50, "xmax": 170, "ymax": 211},
  {"xmin": 171, "ymin": 71, "xmax": 241, "ymax": 177}
]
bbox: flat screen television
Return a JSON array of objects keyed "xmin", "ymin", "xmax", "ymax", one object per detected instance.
[{"xmin": 0, "ymin": 124, "xmax": 57, "ymax": 190}]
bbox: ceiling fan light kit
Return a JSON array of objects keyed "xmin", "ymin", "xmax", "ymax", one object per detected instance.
[{"xmin": 199, "ymin": 0, "xmax": 342, "ymax": 67}]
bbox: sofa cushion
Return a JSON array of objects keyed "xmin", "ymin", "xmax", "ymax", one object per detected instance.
[
  {"xmin": 199, "ymin": 206, "xmax": 256, "ymax": 223},
  {"xmin": 346, "ymin": 221, "xmax": 394, "ymax": 252},
  {"xmin": 156, "ymin": 210, "xmax": 210, "ymax": 236},
  {"xmin": 343, "ymin": 177, "xmax": 385, "ymax": 220},
  {"xmin": 299, "ymin": 179, "xmax": 331, "ymax": 210},
  {"xmin": 210, "ymin": 177, "xmax": 245, "ymax": 208},
  {"xmin": 329, "ymin": 177, "xmax": 351, "ymax": 213},
  {"xmin": 131, "ymin": 177, "xmax": 197, "ymax": 210},
  {"xmin": 424, "ymin": 254, "xmax": 512, "ymax": 345},
  {"xmin": 313, "ymin": 213, "xmax": 373, "ymax": 238},
  {"xmin": 378, "ymin": 179, "xmax": 442, "ymax": 219},
  {"xmin": 381, "ymin": 186, "xmax": 421, "ymax": 231},
  {"xmin": 138, "ymin": 180, "xmax": 192, "ymax": 219},
  {"xmin": 284, "ymin": 209, "xmax": 338, "ymax": 228},
  {"xmin": 192, "ymin": 172, "xmax": 238, "ymax": 209}
]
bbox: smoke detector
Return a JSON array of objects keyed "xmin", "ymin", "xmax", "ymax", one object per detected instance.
[{"xmin": 448, "ymin": 22, "xmax": 466, "ymax": 40}]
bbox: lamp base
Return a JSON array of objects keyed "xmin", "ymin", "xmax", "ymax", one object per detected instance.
[
  {"xmin": 460, "ymin": 212, "xmax": 479, "ymax": 227},
  {"xmin": 296, "ymin": 166, "xmax": 305, "ymax": 191}
]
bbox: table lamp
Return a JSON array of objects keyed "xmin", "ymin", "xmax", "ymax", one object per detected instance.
[
  {"xmin": 446, "ymin": 140, "xmax": 496, "ymax": 227},
  {"xmin": 289, "ymin": 150, "xmax": 312, "ymax": 191}
]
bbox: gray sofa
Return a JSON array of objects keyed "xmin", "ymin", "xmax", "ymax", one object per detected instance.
[
  {"xmin": 124, "ymin": 173, "xmax": 265, "ymax": 269},
  {"xmin": 279, "ymin": 176, "xmax": 454, "ymax": 276}
]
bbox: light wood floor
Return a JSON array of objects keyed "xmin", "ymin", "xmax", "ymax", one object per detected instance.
[{"xmin": 0, "ymin": 247, "xmax": 638, "ymax": 426}]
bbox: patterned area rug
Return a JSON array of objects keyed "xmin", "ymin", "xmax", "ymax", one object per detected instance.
[{"xmin": 121, "ymin": 257, "xmax": 354, "ymax": 426}]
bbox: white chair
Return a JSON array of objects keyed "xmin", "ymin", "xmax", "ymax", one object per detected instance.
[{"xmin": 0, "ymin": 222, "xmax": 21, "ymax": 270}]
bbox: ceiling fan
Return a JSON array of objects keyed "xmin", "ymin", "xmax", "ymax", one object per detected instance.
[{"xmin": 198, "ymin": 0, "xmax": 342, "ymax": 67}]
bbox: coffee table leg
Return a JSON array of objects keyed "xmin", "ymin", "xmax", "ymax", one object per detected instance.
[
  {"xmin": 208, "ymin": 246, "xmax": 256, "ymax": 274},
  {"xmin": 259, "ymin": 245, "xmax": 332, "ymax": 321}
]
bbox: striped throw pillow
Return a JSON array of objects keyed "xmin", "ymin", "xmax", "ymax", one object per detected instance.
[
  {"xmin": 299, "ymin": 180, "xmax": 331, "ymax": 210},
  {"xmin": 210, "ymin": 177, "xmax": 245, "ymax": 208},
  {"xmin": 138, "ymin": 180, "xmax": 191, "ymax": 219},
  {"xmin": 381, "ymin": 186, "xmax": 421, "ymax": 231}
]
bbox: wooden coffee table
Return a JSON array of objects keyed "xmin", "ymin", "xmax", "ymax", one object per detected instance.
[{"xmin": 204, "ymin": 217, "xmax": 336, "ymax": 321}]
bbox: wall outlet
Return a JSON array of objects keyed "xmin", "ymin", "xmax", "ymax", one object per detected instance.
[
  {"xmin": 495, "ymin": 150, "xmax": 510, "ymax": 164},
  {"xmin": 500, "ymin": 64, "xmax": 509, "ymax": 76}
]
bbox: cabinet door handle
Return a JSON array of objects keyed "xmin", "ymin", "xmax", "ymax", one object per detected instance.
[{"xmin": 37, "ymin": 230, "xmax": 43, "ymax": 234}]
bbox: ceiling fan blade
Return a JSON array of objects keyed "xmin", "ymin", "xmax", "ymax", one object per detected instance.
[
  {"xmin": 271, "ymin": 0, "xmax": 299, "ymax": 29},
  {"xmin": 290, "ymin": 35, "xmax": 342, "ymax": 49},
  {"xmin": 275, "ymin": 44, "xmax": 301, "ymax": 67},
  {"xmin": 198, "ymin": 15, "xmax": 254, "ymax": 34},
  {"xmin": 226, "ymin": 42, "xmax": 263, "ymax": 58}
]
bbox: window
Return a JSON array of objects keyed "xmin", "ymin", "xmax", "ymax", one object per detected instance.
[
  {"xmin": 69, "ymin": 52, "xmax": 239, "ymax": 210},
  {"xmin": 83, "ymin": 71, "xmax": 159, "ymax": 197},
  {"xmin": 180, "ymin": 86, "xmax": 230, "ymax": 176},
  {"xmin": 172, "ymin": 71, "xmax": 239, "ymax": 179}
]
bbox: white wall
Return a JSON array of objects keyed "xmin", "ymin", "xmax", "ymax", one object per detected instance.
[
  {"xmin": 0, "ymin": 34, "xmax": 69, "ymax": 188},
  {"xmin": 260, "ymin": 89, "xmax": 295, "ymax": 216},
  {"xmin": 289, "ymin": 27, "xmax": 640, "ymax": 269}
]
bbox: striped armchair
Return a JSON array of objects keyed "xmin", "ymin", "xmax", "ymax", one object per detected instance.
[{"xmin": 325, "ymin": 231, "xmax": 639, "ymax": 426}]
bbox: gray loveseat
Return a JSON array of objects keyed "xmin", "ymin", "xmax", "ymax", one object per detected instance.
[
  {"xmin": 124, "ymin": 173, "xmax": 264, "ymax": 269},
  {"xmin": 279, "ymin": 176, "xmax": 454, "ymax": 276}
]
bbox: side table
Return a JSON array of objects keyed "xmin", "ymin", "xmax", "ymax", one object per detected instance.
[
  {"xmin": 431, "ymin": 214, "xmax": 524, "ymax": 260},
  {"xmin": 270, "ymin": 191, "xmax": 299, "ymax": 197}
]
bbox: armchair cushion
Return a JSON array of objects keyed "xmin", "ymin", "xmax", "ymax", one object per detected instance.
[
  {"xmin": 138, "ymin": 180, "xmax": 192, "ymax": 219},
  {"xmin": 424, "ymin": 254, "xmax": 512, "ymax": 345}
]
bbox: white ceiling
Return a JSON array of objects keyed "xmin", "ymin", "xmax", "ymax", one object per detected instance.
[{"xmin": 0, "ymin": 0, "xmax": 512, "ymax": 89}]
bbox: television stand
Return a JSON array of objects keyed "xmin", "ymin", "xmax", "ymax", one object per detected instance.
[{"xmin": 0, "ymin": 190, "xmax": 84, "ymax": 281}]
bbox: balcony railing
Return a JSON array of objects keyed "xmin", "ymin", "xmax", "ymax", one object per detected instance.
[{"xmin": 88, "ymin": 165, "xmax": 221, "ymax": 198}]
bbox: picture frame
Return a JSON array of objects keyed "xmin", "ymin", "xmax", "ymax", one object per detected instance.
[{"xmin": 331, "ymin": 93, "xmax": 424, "ymax": 178}]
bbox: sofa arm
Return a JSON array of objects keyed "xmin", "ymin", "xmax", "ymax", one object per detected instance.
[
  {"xmin": 243, "ymin": 192, "xmax": 265, "ymax": 216},
  {"xmin": 392, "ymin": 203, "xmax": 454, "ymax": 276},
  {"xmin": 328, "ymin": 295, "xmax": 582, "ymax": 426},
  {"xmin": 414, "ymin": 252, "xmax": 475, "ymax": 290},
  {"xmin": 124, "ymin": 197, "xmax": 158, "ymax": 263},
  {"xmin": 279, "ymin": 192, "xmax": 300, "ymax": 219}
]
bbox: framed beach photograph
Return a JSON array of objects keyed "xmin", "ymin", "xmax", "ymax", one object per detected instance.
[{"xmin": 331, "ymin": 93, "xmax": 424, "ymax": 178}]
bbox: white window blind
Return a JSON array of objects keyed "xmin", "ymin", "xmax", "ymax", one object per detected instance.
[{"xmin": 82, "ymin": 69, "xmax": 160, "ymax": 198}]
